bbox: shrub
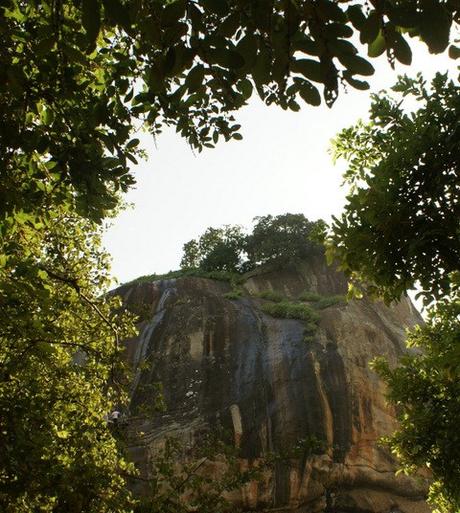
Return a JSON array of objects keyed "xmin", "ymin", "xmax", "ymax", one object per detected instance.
[
  {"xmin": 257, "ymin": 290, "xmax": 285, "ymax": 302},
  {"xmin": 299, "ymin": 290, "xmax": 322, "ymax": 302},
  {"xmin": 224, "ymin": 289, "xmax": 243, "ymax": 300},
  {"xmin": 314, "ymin": 295, "xmax": 347, "ymax": 310},
  {"xmin": 262, "ymin": 301, "xmax": 320, "ymax": 323},
  {"xmin": 303, "ymin": 322, "xmax": 318, "ymax": 342}
]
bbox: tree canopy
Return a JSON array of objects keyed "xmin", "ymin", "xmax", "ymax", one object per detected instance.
[
  {"xmin": 181, "ymin": 213, "xmax": 324, "ymax": 273},
  {"xmin": 0, "ymin": 208, "xmax": 137, "ymax": 512},
  {"xmin": 2, "ymin": 0, "xmax": 459, "ymax": 224},
  {"xmin": 328, "ymin": 73, "xmax": 460, "ymax": 305},
  {"xmin": 328, "ymin": 74, "xmax": 460, "ymax": 512}
]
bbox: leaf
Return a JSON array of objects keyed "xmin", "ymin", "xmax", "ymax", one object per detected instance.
[
  {"xmin": 359, "ymin": 11, "xmax": 380, "ymax": 45},
  {"xmin": 367, "ymin": 31, "xmax": 386, "ymax": 58},
  {"xmin": 392, "ymin": 32, "xmax": 412, "ymax": 65},
  {"xmin": 237, "ymin": 78, "xmax": 253, "ymax": 100},
  {"xmin": 82, "ymin": 0, "xmax": 101, "ymax": 49},
  {"xmin": 162, "ymin": 0, "xmax": 186, "ymax": 26},
  {"xmin": 449, "ymin": 45, "xmax": 460, "ymax": 59},
  {"xmin": 202, "ymin": 0, "xmax": 229, "ymax": 17},
  {"xmin": 236, "ymin": 34, "xmax": 258, "ymax": 72},
  {"xmin": 315, "ymin": 0, "xmax": 346, "ymax": 23},
  {"xmin": 323, "ymin": 22, "xmax": 353, "ymax": 39},
  {"xmin": 328, "ymin": 38, "xmax": 357, "ymax": 57},
  {"xmin": 207, "ymin": 48, "xmax": 245, "ymax": 69},
  {"xmin": 102, "ymin": 0, "xmax": 131, "ymax": 32},
  {"xmin": 342, "ymin": 71, "xmax": 370, "ymax": 90},
  {"xmin": 298, "ymin": 80, "xmax": 321, "ymax": 106},
  {"xmin": 252, "ymin": 47, "xmax": 271, "ymax": 87},
  {"xmin": 185, "ymin": 65, "xmax": 205, "ymax": 93},
  {"xmin": 419, "ymin": 0, "xmax": 451, "ymax": 53},
  {"xmin": 291, "ymin": 58, "xmax": 322, "ymax": 83},
  {"xmin": 126, "ymin": 138, "xmax": 140, "ymax": 149},
  {"xmin": 339, "ymin": 54, "xmax": 374, "ymax": 76},
  {"xmin": 347, "ymin": 5, "xmax": 365, "ymax": 30},
  {"xmin": 36, "ymin": 36, "xmax": 56, "ymax": 56}
]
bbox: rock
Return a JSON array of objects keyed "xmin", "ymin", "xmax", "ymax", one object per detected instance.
[{"xmin": 116, "ymin": 256, "xmax": 431, "ymax": 513}]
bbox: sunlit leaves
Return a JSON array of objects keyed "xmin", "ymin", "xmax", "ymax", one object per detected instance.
[{"xmin": 329, "ymin": 73, "xmax": 460, "ymax": 305}]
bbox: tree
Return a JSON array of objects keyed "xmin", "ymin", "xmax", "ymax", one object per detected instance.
[
  {"xmin": 327, "ymin": 74, "xmax": 460, "ymax": 512},
  {"xmin": 246, "ymin": 213, "xmax": 324, "ymax": 267},
  {"xmin": 373, "ymin": 298, "xmax": 460, "ymax": 513},
  {"xmin": 0, "ymin": 206, "xmax": 137, "ymax": 512},
  {"xmin": 181, "ymin": 225, "xmax": 246, "ymax": 272},
  {"xmin": 2, "ymin": 0, "xmax": 459, "ymax": 225},
  {"xmin": 328, "ymin": 73, "xmax": 460, "ymax": 305},
  {"xmin": 180, "ymin": 214, "xmax": 324, "ymax": 273}
]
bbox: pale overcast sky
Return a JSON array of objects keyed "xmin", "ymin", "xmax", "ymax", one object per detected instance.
[{"xmin": 103, "ymin": 45, "xmax": 457, "ymax": 285}]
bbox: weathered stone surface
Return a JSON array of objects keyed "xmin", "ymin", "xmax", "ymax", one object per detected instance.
[{"xmin": 117, "ymin": 257, "xmax": 431, "ymax": 512}]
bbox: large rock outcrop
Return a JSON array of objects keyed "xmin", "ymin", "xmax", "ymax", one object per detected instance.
[{"xmin": 117, "ymin": 256, "xmax": 430, "ymax": 513}]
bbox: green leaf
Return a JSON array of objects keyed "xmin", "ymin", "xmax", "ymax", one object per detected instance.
[
  {"xmin": 419, "ymin": 0, "xmax": 451, "ymax": 53},
  {"xmin": 328, "ymin": 38, "xmax": 357, "ymax": 57},
  {"xmin": 298, "ymin": 80, "xmax": 321, "ymax": 106},
  {"xmin": 82, "ymin": 0, "xmax": 101, "ymax": 49},
  {"xmin": 207, "ymin": 48, "xmax": 245, "ymax": 69},
  {"xmin": 342, "ymin": 71, "xmax": 370, "ymax": 90},
  {"xmin": 315, "ymin": 0, "xmax": 346, "ymax": 23},
  {"xmin": 102, "ymin": 0, "xmax": 131, "ymax": 32},
  {"xmin": 291, "ymin": 58, "xmax": 322, "ymax": 83},
  {"xmin": 36, "ymin": 36, "xmax": 56, "ymax": 56},
  {"xmin": 237, "ymin": 78, "xmax": 253, "ymax": 100},
  {"xmin": 185, "ymin": 65, "xmax": 205, "ymax": 93},
  {"xmin": 359, "ymin": 11, "xmax": 380, "ymax": 45},
  {"xmin": 449, "ymin": 45, "xmax": 460, "ymax": 59},
  {"xmin": 339, "ymin": 54, "xmax": 374, "ymax": 76},
  {"xmin": 347, "ymin": 5, "xmax": 365, "ymax": 30},
  {"xmin": 324, "ymin": 22, "xmax": 353, "ymax": 39},
  {"xmin": 162, "ymin": 0, "xmax": 186, "ymax": 26},
  {"xmin": 392, "ymin": 32, "xmax": 412, "ymax": 65},
  {"xmin": 126, "ymin": 138, "xmax": 140, "ymax": 149},
  {"xmin": 202, "ymin": 0, "xmax": 229, "ymax": 17},
  {"xmin": 368, "ymin": 31, "xmax": 386, "ymax": 58},
  {"xmin": 237, "ymin": 33, "xmax": 258, "ymax": 68}
]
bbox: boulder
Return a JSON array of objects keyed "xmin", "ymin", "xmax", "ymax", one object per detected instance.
[{"xmin": 117, "ymin": 257, "xmax": 430, "ymax": 513}]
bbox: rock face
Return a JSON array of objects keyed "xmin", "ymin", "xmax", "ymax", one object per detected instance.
[{"xmin": 117, "ymin": 257, "xmax": 430, "ymax": 513}]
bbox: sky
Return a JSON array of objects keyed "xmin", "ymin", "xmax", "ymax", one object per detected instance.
[{"xmin": 103, "ymin": 44, "xmax": 457, "ymax": 285}]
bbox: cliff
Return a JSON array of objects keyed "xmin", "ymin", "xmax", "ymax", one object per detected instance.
[{"xmin": 116, "ymin": 256, "xmax": 430, "ymax": 513}]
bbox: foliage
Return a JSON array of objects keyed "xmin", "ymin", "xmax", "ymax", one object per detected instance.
[
  {"xmin": 372, "ymin": 298, "xmax": 460, "ymax": 512},
  {"xmin": 303, "ymin": 322, "xmax": 318, "ymax": 343},
  {"xmin": 180, "ymin": 225, "xmax": 247, "ymax": 273},
  {"xmin": 128, "ymin": 268, "xmax": 241, "ymax": 286},
  {"xmin": 262, "ymin": 300, "xmax": 320, "ymax": 323},
  {"xmin": 132, "ymin": 435, "xmax": 268, "ymax": 513},
  {"xmin": 314, "ymin": 295, "xmax": 346, "ymax": 309},
  {"xmin": 298, "ymin": 290, "xmax": 322, "ymax": 302},
  {"xmin": 256, "ymin": 289, "xmax": 285, "ymax": 303},
  {"xmin": 2, "ymin": 1, "xmax": 458, "ymax": 226},
  {"xmin": 223, "ymin": 289, "xmax": 243, "ymax": 300},
  {"xmin": 328, "ymin": 73, "xmax": 460, "ymax": 305},
  {"xmin": 181, "ymin": 214, "xmax": 325, "ymax": 274},
  {"xmin": 0, "ymin": 208, "xmax": 137, "ymax": 513},
  {"xmin": 246, "ymin": 214, "xmax": 324, "ymax": 268},
  {"xmin": 329, "ymin": 73, "xmax": 460, "ymax": 512}
]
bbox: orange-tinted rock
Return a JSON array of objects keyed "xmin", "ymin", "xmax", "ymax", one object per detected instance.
[{"xmin": 117, "ymin": 257, "xmax": 431, "ymax": 513}]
